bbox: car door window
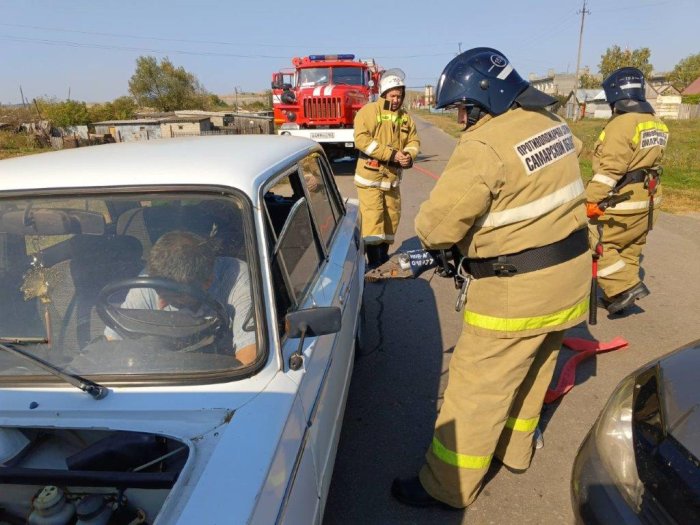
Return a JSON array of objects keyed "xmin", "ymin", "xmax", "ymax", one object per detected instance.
[
  {"xmin": 274, "ymin": 198, "xmax": 320, "ymax": 301},
  {"xmin": 264, "ymin": 171, "xmax": 322, "ymax": 324},
  {"xmin": 299, "ymin": 154, "xmax": 339, "ymax": 250}
]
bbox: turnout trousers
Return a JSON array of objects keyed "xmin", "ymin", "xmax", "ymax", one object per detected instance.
[
  {"xmin": 357, "ymin": 185, "xmax": 401, "ymax": 246},
  {"xmin": 589, "ymin": 211, "xmax": 651, "ymax": 298},
  {"xmin": 419, "ymin": 328, "xmax": 564, "ymax": 508}
]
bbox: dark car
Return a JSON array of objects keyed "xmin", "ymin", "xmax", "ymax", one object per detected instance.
[{"xmin": 571, "ymin": 340, "xmax": 700, "ymax": 524}]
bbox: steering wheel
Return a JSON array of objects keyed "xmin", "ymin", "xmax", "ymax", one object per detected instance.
[{"xmin": 97, "ymin": 277, "xmax": 231, "ymax": 345}]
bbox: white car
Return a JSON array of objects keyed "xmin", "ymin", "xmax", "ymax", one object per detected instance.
[{"xmin": 0, "ymin": 135, "xmax": 364, "ymax": 524}]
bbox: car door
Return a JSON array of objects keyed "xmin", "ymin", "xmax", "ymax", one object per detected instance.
[
  {"xmin": 263, "ymin": 154, "xmax": 361, "ymax": 514},
  {"xmin": 264, "ymin": 164, "xmax": 328, "ymax": 524},
  {"xmin": 297, "ymin": 153, "xmax": 362, "ymax": 503}
]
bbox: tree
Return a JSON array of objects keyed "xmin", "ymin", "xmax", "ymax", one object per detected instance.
[
  {"xmin": 37, "ymin": 99, "xmax": 91, "ymax": 127},
  {"xmin": 669, "ymin": 52, "xmax": 700, "ymax": 91},
  {"xmin": 111, "ymin": 96, "xmax": 138, "ymax": 119},
  {"xmin": 578, "ymin": 72, "xmax": 601, "ymax": 89},
  {"xmin": 128, "ymin": 56, "xmax": 209, "ymax": 111},
  {"xmin": 598, "ymin": 46, "xmax": 653, "ymax": 79},
  {"xmin": 200, "ymin": 93, "xmax": 228, "ymax": 111},
  {"xmin": 88, "ymin": 96, "xmax": 138, "ymax": 122}
]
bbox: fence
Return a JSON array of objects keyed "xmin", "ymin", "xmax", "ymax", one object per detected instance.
[
  {"xmin": 226, "ymin": 114, "xmax": 274, "ymax": 135},
  {"xmin": 50, "ymin": 135, "xmax": 109, "ymax": 149},
  {"xmin": 678, "ymin": 103, "xmax": 700, "ymax": 120}
]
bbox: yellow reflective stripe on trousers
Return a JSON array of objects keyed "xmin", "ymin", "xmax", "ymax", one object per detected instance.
[
  {"xmin": 464, "ymin": 298, "xmax": 588, "ymax": 332},
  {"xmin": 632, "ymin": 121, "xmax": 669, "ymax": 145},
  {"xmin": 431, "ymin": 437, "xmax": 492, "ymax": 469},
  {"xmin": 506, "ymin": 415, "xmax": 539, "ymax": 432}
]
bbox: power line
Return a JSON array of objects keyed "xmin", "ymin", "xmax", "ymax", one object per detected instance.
[
  {"xmin": 0, "ymin": 22, "xmax": 459, "ymax": 51},
  {"xmin": 0, "ymin": 32, "xmax": 457, "ymax": 61}
]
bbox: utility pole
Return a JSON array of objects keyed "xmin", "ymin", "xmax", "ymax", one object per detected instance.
[
  {"xmin": 458, "ymin": 42, "xmax": 462, "ymax": 54},
  {"xmin": 573, "ymin": 0, "xmax": 590, "ymax": 120},
  {"xmin": 19, "ymin": 85, "xmax": 27, "ymax": 109},
  {"xmin": 234, "ymin": 86, "xmax": 241, "ymax": 112}
]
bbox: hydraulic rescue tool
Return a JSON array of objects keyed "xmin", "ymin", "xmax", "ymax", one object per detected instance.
[{"xmin": 589, "ymin": 191, "xmax": 633, "ymax": 325}]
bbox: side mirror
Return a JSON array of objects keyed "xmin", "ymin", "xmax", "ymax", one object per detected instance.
[
  {"xmin": 285, "ymin": 307, "xmax": 341, "ymax": 370},
  {"xmin": 271, "ymin": 73, "xmax": 283, "ymax": 90},
  {"xmin": 368, "ymin": 80, "xmax": 375, "ymax": 88}
]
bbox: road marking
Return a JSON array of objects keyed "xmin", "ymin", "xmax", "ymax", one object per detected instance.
[{"xmin": 412, "ymin": 164, "xmax": 440, "ymax": 180}]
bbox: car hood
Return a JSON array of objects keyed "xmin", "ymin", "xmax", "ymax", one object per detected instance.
[
  {"xmin": 0, "ymin": 366, "xmax": 297, "ymax": 524},
  {"xmin": 659, "ymin": 340, "xmax": 700, "ymax": 459}
]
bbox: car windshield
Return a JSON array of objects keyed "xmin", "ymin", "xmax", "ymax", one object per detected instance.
[
  {"xmin": 0, "ymin": 191, "xmax": 260, "ymax": 383},
  {"xmin": 332, "ymin": 67, "xmax": 365, "ymax": 85},
  {"xmin": 299, "ymin": 67, "xmax": 330, "ymax": 87}
]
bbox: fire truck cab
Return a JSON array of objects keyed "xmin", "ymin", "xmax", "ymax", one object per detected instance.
[{"xmin": 272, "ymin": 54, "xmax": 382, "ymax": 160}]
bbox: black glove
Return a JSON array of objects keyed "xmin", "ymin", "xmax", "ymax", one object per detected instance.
[{"xmin": 428, "ymin": 250, "xmax": 455, "ymax": 278}]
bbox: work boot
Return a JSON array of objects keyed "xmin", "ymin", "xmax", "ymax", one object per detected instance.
[
  {"xmin": 378, "ymin": 243, "xmax": 390, "ymax": 264},
  {"xmin": 597, "ymin": 295, "xmax": 611, "ymax": 309},
  {"xmin": 534, "ymin": 426, "xmax": 544, "ymax": 450},
  {"xmin": 391, "ymin": 477, "xmax": 459, "ymax": 510},
  {"xmin": 606, "ymin": 282, "xmax": 650, "ymax": 314},
  {"xmin": 365, "ymin": 245, "xmax": 382, "ymax": 270}
]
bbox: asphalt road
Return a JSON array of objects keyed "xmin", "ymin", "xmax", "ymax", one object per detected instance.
[{"xmin": 323, "ymin": 116, "xmax": 700, "ymax": 525}]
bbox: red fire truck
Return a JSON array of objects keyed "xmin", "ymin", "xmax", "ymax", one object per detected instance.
[{"xmin": 272, "ymin": 54, "xmax": 383, "ymax": 159}]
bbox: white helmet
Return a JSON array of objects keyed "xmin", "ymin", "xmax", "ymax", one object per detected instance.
[{"xmin": 379, "ymin": 68, "xmax": 406, "ymax": 96}]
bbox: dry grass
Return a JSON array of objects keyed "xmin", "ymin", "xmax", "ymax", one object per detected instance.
[
  {"xmin": 413, "ymin": 110, "xmax": 700, "ymax": 213},
  {"xmin": 0, "ymin": 131, "xmax": 49, "ymax": 160}
]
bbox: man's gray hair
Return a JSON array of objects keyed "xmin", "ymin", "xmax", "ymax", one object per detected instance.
[{"xmin": 147, "ymin": 230, "xmax": 216, "ymax": 286}]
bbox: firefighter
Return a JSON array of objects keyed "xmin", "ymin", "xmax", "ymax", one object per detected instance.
[
  {"xmin": 391, "ymin": 48, "xmax": 589, "ymax": 509},
  {"xmin": 585, "ymin": 67, "xmax": 669, "ymax": 314},
  {"xmin": 353, "ymin": 68, "xmax": 420, "ymax": 268}
]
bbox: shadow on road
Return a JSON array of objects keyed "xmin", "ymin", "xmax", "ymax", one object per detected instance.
[{"xmin": 324, "ymin": 238, "xmax": 466, "ymax": 524}]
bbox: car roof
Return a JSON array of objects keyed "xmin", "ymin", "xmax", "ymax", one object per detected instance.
[{"xmin": 0, "ymin": 135, "xmax": 320, "ymax": 199}]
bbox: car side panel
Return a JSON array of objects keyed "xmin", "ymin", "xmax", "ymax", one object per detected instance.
[
  {"xmin": 314, "ymin": 201, "xmax": 363, "ymax": 511},
  {"xmin": 250, "ymin": 390, "xmax": 320, "ymax": 525}
]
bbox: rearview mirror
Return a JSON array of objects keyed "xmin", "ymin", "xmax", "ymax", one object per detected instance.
[
  {"xmin": 285, "ymin": 306, "xmax": 341, "ymax": 338},
  {"xmin": 285, "ymin": 307, "xmax": 342, "ymax": 371}
]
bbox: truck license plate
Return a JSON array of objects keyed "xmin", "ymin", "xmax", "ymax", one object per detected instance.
[{"xmin": 310, "ymin": 132, "xmax": 335, "ymax": 140}]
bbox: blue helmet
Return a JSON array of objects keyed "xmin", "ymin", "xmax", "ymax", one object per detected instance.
[
  {"xmin": 601, "ymin": 67, "xmax": 654, "ymax": 113},
  {"xmin": 434, "ymin": 48, "xmax": 529, "ymax": 115},
  {"xmin": 602, "ymin": 67, "xmax": 647, "ymax": 105}
]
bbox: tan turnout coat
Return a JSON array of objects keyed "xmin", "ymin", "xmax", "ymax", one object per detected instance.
[{"xmin": 415, "ymin": 108, "xmax": 589, "ymax": 338}]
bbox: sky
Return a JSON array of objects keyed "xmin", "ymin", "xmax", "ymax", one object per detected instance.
[{"xmin": 1, "ymin": 0, "xmax": 698, "ymax": 104}]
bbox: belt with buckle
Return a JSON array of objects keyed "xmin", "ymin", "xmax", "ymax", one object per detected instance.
[{"xmin": 465, "ymin": 228, "xmax": 588, "ymax": 279}]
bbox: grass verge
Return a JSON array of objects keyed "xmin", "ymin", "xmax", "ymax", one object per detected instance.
[{"xmin": 0, "ymin": 131, "xmax": 49, "ymax": 160}]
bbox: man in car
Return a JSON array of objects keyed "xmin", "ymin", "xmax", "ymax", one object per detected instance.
[{"xmin": 104, "ymin": 230, "xmax": 256, "ymax": 364}]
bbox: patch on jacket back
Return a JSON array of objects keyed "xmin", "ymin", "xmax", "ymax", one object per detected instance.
[
  {"xmin": 639, "ymin": 128, "xmax": 668, "ymax": 149},
  {"xmin": 514, "ymin": 123, "xmax": 576, "ymax": 175}
]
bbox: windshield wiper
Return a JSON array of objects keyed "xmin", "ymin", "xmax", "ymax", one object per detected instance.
[{"xmin": 0, "ymin": 338, "xmax": 108, "ymax": 400}]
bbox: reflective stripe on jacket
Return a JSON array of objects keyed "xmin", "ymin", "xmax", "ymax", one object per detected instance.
[
  {"xmin": 585, "ymin": 112, "xmax": 668, "ymax": 213},
  {"xmin": 415, "ymin": 107, "xmax": 589, "ymax": 337}
]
